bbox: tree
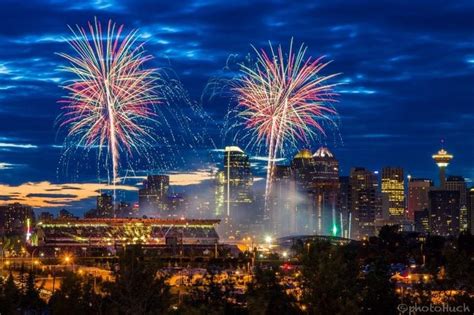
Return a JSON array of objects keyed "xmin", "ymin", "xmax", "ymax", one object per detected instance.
[
  {"xmin": 360, "ymin": 257, "xmax": 399, "ymax": 314},
  {"xmin": 1, "ymin": 272, "xmax": 21, "ymax": 314},
  {"xmin": 176, "ymin": 268, "xmax": 245, "ymax": 315},
  {"xmin": 299, "ymin": 241, "xmax": 360, "ymax": 315},
  {"xmin": 49, "ymin": 271, "xmax": 85, "ymax": 315},
  {"xmin": 104, "ymin": 245, "xmax": 171, "ymax": 314},
  {"xmin": 20, "ymin": 272, "xmax": 46, "ymax": 313},
  {"xmin": 246, "ymin": 266, "xmax": 301, "ymax": 315}
]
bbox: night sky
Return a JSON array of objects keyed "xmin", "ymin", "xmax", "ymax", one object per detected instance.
[{"xmin": 0, "ymin": 0, "xmax": 473, "ymax": 211}]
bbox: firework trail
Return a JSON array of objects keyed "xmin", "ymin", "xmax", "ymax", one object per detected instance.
[
  {"xmin": 57, "ymin": 19, "xmax": 159, "ymax": 191},
  {"xmin": 234, "ymin": 40, "xmax": 340, "ymax": 218}
]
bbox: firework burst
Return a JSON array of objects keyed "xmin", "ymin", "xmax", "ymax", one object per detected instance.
[
  {"xmin": 58, "ymin": 18, "xmax": 159, "ymax": 186},
  {"xmin": 234, "ymin": 40, "xmax": 340, "ymax": 216}
]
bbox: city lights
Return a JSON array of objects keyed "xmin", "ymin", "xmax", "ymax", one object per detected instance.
[
  {"xmin": 0, "ymin": 2, "xmax": 472, "ymax": 313},
  {"xmin": 264, "ymin": 235, "xmax": 273, "ymax": 245}
]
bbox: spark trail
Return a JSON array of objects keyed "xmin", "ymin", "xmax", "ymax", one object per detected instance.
[
  {"xmin": 57, "ymin": 19, "xmax": 159, "ymax": 194},
  {"xmin": 234, "ymin": 40, "xmax": 340, "ymax": 219}
]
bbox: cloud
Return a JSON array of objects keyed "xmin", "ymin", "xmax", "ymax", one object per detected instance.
[
  {"xmin": 0, "ymin": 142, "xmax": 38, "ymax": 149},
  {"xmin": 121, "ymin": 169, "xmax": 214, "ymax": 186},
  {"xmin": 0, "ymin": 181, "xmax": 137, "ymax": 208},
  {"xmin": 0, "ymin": 162, "xmax": 15, "ymax": 169}
]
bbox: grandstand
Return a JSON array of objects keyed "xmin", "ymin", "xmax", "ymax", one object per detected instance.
[{"xmin": 31, "ymin": 218, "xmax": 221, "ymax": 254}]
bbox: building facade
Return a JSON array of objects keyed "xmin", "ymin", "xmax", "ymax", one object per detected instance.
[
  {"xmin": 381, "ymin": 167, "xmax": 405, "ymax": 221},
  {"xmin": 350, "ymin": 167, "xmax": 380, "ymax": 239},
  {"xmin": 429, "ymin": 190, "xmax": 460, "ymax": 237},
  {"xmin": 407, "ymin": 178, "xmax": 432, "ymax": 221}
]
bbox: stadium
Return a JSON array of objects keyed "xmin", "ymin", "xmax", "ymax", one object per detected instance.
[{"xmin": 30, "ymin": 218, "xmax": 224, "ymax": 257}]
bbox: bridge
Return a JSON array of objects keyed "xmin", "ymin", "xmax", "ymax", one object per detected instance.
[{"xmin": 277, "ymin": 234, "xmax": 355, "ymax": 249}]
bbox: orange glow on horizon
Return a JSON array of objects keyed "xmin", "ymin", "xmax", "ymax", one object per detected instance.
[{"xmin": 0, "ymin": 181, "xmax": 137, "ymax": 208}]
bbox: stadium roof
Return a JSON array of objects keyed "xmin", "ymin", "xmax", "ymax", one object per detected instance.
[{"xmin": 37, "ymin": 218, "xmax": 221, "ymax": 226}]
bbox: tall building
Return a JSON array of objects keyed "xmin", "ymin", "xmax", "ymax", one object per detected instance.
[
  {"xmin": 429, "ymin": 190, "xmax": 460, "ymax": 237},
  {"xmin": 139, "ymin": 175, "xmax": 170, "ymax": 214},
  {"xmin": 469, "ymin": 188, "xmax": 474, "ymax": 234},
  {"xmin": 270, "ymin": 165, "xmax": 296, "ymax": 236},
  {"xmin": 289, "ymin": 148, "xmax": 340, "ymax": 236},
  {"xmin": 414, "ymin": 208, "xmax": 430, "ymax": 234},
  {"xmin": 97, "ymin": 193, "xmax": 114, "ymax": 217},
  {"xmin": 350, "ymin": 167, "xmax": 380, "ymax": 239},
  {"xmin": 58, "ymin": 209, "xmax": 76, "ymax": 219},
  {"xmin": 432, "ymin": 147, "xmax": 453, "ymax": 188},
  {"xmin": 338, "ymin": 176, "xmax": 352, "ymax": 238},
  {"xmin": 407, "ymin": 178, "xmax": 432, "ymax": 221},
  {"xmin": 0, "ymin": 203, "xmax": 35, "ymax": 236},
  {"xmin": 39, "ymin": 212, "xmax": 54, "ymax": 221},
  {"xmin": 445, "ymin": 176, "xmax": 468, "ymax": 232},
  {"xmin": 215, "ymin": 146, "xmax": 254, "ymax": 238},
  {"xmin": 310, "ymin": 147, "xmax": 340, "ymax": 236},
  {"xmin": 381, "ymin": 167, "xmax": 405, "ymax": 221}
]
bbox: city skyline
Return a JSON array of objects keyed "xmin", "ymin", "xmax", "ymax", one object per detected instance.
[
  {"xmin": 1, "ymin": 2, "xmax": 473, "ymax": 313},
  {"xmin": 0, "ymin": 0, "xmax": 474, "ymax": 213}
]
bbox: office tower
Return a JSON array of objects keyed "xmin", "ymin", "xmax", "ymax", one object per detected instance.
[
  {"xmin": 0, "ymin": 203, "xmax": 34, "ymax": 236},
  {"xmin": 445, "ymin": 176, "xmax": 468, "ymax": 232},
  {"xmin": 58, "ymin": 208, "xmax": 76, "ymax": 219},
  {"xmin": 270, "ymin": 165, "xmax": 296, "ymax": 236},
  {"xmin": 429, "ymin": 190, "xmax": 460, "ymax": 237},
  {"xmin": 117, "ymin": 201, "xmax": 136, "ymax": 217},
  {"xmin": 289, "ymin": 150, "xmax": 317, "ymax": 235},
  {"xmin": 223, "ymin": 146, "xmax": 253, "ymax": 185},
  {"xmin": 469, "ymin": 188, "xmax": 474, "ymax": 234},
  {"xmin": 167, "ymin": 193, "xmax": 187, "ymax": 214},
  {"xmin": 350, "ymin": 167, "xmax": 379, "ymax": 239},
  {"xmin": 432, "ymin": 147, "xmax": 453, "ymax": 188},
  {"xmin": 288, "ymin": 147, "xmax": 340, "ymax": 236},
  {"xmin": 311, "ymin": 147, "xmax": 340, "ymax": 236},
  {"xmin": 407, "ymin": 178, "xmax": 432, "ymax": 221},
  {"xmin": 291, "ymin": 149, "xmax": 316, "ymax": 191},
  {"xmin": 338, "ymin": 176, "xmax": 352, "ymax": 238},
  {"xmin": 414, "ymin": 208, "xmax": 430, "ymax": 234},
  {"xmin": 139, "ymin": 175, "xmax": 170, "ymax": 214},
  {"xmin": 97, "ymin": 193, "xmax": 114, "ymax": 217},
  {"xmin": 215, "ymin": 146, "xmax": 254, "ymax": 238},
  {"xmin": 381, "ymin": 167, "xmax": 405, "ymax": 221},
  {"xmin": 39, "ymin": 212, "xmax": 54, "ymax": 221}
]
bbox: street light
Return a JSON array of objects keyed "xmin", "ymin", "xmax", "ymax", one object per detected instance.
[
  {"xmin": 63, "ymin": 254, "xmax": 74, "ymax": 272},
  {"xmin": 264, "ymin": 235, "xmax": 272, "ymax": 245}
]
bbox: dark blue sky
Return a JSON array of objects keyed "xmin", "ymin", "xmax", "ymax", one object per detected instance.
[{"xmin": 0, "ymin": 0, "xmax": 473, "ymax": 210}]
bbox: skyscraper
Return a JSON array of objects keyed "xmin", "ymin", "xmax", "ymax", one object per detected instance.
[
  {"xmin": 407, "ymin": 178, "xmax": 432, "ymax": 221},
  {"xmin": 215, "ymin": 146, "xmax": 254, "ymax": 238},
  {"xmin": 97, "ymin": 193, "xmax": 114, "ymax": 217},
  {"xmin": 381, "ymin": 167, "xmax": 405, "ymax": 221},
  {"xmin": 289, "ymin": 147, "xmax": 340, "ymax": 236},
  {"xmin": 432, "ymin": 147, "xmax": 453, "ymax": 188},
  {"xmin": 350, "ymin": 167, "xmax": 379, "ymax": 239},
  {"xmin": 445, "ymin": 176, "xmax": 468, "ymax": 232},
  {"xmin": 429, "ymin": 190, "xmax": 460, "ymax": 237},
  {"xmin": 0, "ymin": 203, "xmax": 35, "ymax": 237},
  {"xmin": 338, "ymin": 176, "xmax": 352, "ymax": 238},
  {"xmin": 270, "ymin": 164, "xmax": 296, "ymax": 236},
  {"xmin": 469, "ymin": 188, "xmax": 474, "ymax": 234},
  {"xmin": 311, "ymin": 147, "xmax": 340, "ymax": 236},
  {"xmin": 139, "ymin": 175, "xmax": 170, "ymax": 214}
]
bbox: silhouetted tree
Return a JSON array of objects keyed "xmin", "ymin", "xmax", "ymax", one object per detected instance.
[
  {"xmin": 20, "ymin": 272, "xmax": 46, "ymax": 313},
  {"xmin": 104, "ymin": 245, "xmax": 171, "ymax": 314},
  {"xmin": 49, "ymin": 271, "xmax": 85, "ymax": 315},
  {"xmin": 246, "ymin": 266, "xmax": 301, "ymax": 315},
  {"xmin": 300, "ymin": 241, "xmax": 360, "ymax": 315},
  {"xmin": 1, "ymin": 272, "xmax": 21, "ymax": 314},
  {"xmin": 360, "ymin": 257, "xmax": 399, "ymax": 314}
]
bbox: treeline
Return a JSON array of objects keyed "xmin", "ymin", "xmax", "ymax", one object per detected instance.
[{"xmin": 1, "ymin": 228, "xmax": 473, "ymax": 314}]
